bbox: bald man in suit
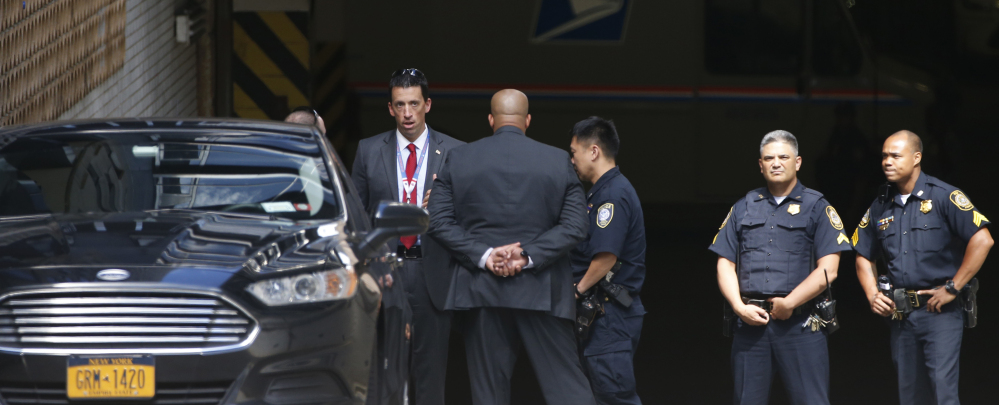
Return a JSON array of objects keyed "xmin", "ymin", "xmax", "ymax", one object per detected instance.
[{"xmin": 428, "ymin": 90, "xmax": 595, "ymax": 405}]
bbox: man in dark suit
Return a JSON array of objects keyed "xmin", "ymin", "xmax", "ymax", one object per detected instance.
[
  {"xmin": 427, "ymin": 89, "xmax": 595, "ymax": 405},
  {"xmin": 351, "ymin": 68, "xmax": 465, "ymax": 405}
]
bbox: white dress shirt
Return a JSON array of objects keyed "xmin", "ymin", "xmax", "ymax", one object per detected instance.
[
  {"xmin": 395, "ymin": 126, "xmax": 429, "ymax": 205},
  {"xmin": 396, "ymin": 126, "xmax": 429, "ymax": 246}
]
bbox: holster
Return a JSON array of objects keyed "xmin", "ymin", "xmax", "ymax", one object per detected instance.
[
  {"xmin": 575, "ymin": 292, "xmax": 604, "ymax": 341},
  {"xmin": 962, "ymin": 278, "xmax": 979, "ymax": 329},
  {"xmin": 722, "ymin": 301, "xmax": 736, "ymax": 338}
]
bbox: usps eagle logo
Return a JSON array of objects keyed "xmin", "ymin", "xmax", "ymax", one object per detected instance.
[{"xmin": 531, "ymin": 0, "xmax": 632, "ymax": 43}]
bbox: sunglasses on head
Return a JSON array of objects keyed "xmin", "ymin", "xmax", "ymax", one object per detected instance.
[{"xmin": 391, "ymin": 68, "xmax": 424, "ymax": 79}]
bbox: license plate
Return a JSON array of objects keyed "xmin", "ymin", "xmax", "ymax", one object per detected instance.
[{"xmin": 67, "ymin": 355, "xmax": 155, "ymax": 399}]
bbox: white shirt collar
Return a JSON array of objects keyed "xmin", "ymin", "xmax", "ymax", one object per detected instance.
[{"xmin": 396, "ymin": 125, "xmax": 429, "ymax": 150}]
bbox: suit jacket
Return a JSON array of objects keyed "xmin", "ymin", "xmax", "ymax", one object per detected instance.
[
  {"xmin": 351, "ymin": 126, "xmax": 465, "ymax": 311},
  {"xmin": 427, "ymin": 125, "xmax": 588, "ymax": 320}
]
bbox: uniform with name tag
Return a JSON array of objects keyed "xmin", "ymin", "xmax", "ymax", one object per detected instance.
[
  {"xmin": 852, "ymin": 172, "xmax": 990, "ymax": 405},
  {"xmin": 710, "ymin": 180, "xmax": 852, "ymax": 405}
]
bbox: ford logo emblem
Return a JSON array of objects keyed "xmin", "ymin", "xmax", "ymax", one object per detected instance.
[{"xmin": 96, "ymin": 269, "xmax": 130, "ymax": 281}]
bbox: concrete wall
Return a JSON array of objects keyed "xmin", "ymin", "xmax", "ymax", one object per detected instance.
[{"xmin": 60, "ymin": 0, "xmax": 197, "ymax": 119}]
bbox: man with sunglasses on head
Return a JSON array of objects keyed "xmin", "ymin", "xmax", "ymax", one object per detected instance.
[
  {"xmin": 285, "ymin": 106, "xmax": 326, "ymax": 135},
  {"xmin": 351, "ymin": 68, "xmax": 464, "ymax": 405}
]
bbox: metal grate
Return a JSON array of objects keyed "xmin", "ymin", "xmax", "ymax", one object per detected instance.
[
  {"xmin": 0, "ymin": 292, "xmax": 256, "ymax": 354},
  {"xmin": 0, "ymin": 381, "xmax": 232, "ymax": 405}
]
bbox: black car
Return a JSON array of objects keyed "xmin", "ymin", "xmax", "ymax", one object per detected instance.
[{"xmin": 0, "ymin": 119, "xmax": 424, "ymax": 405}]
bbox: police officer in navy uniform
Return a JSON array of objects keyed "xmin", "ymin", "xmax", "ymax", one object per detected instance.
[
  {"xmin": 568, "ymin": 117, "xmax": 646, "ymax": 405},
  {"xmin": 710, "ymin": 130, "xmax": 853, "ymax": 405},
  {"xmin": 853, "ymin": 130, "xmax": 993, "ymax": 405}
]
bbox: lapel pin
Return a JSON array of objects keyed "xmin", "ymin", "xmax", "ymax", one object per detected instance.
[{"xmin": 436, "ymin": 150, "xmax": 441, "ymax": 154}]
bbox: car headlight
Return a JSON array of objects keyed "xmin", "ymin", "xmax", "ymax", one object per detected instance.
[{"xmin": 246, "ymin": 268, "xmax": 357, "ymax": 306}]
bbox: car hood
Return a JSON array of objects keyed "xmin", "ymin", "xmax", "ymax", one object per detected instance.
[{"xmin": 0, "ymin": 211, "xmax": 346, "ymax": 275}]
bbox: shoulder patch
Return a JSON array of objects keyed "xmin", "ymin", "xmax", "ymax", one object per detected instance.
[
  {"xmin": 826, "ymin": 206, "xmax": 844, "ymax": 230},
  {"xmin": 858, "ymin": 209, "xmax": 870, "ymax": 228},
  {"xmin": 950, "ymin": 190, "xmax": 974, "ymax": 211},
  {"xmin": 719, "ymin": 207, "xmax": 733, "ymax": 230},
  {"xmin": 596, "ymin": 203, "xmax": 614, "ymax": 228}
]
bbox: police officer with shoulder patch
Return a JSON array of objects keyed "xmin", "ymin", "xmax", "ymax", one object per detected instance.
[
  {"xmin": 710, "ymin": 130, "xmax": 852, "ymax": 405},
  {"xmin": 568, "ymin": 117, "xmax": 646, "ymax": 405},
  {"xmin": 853, "ymin": 130, "xmax": 993, "ymax": 405}
]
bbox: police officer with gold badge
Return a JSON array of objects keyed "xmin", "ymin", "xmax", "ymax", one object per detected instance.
[
  {"xmin": 568, "ymin": 117, "xmax": 646, "ymax": 404},
  {"xmin": 710, "ymin": 130, "xmax": 852, "ymax": 405},
  {"xmin": 853, "ymin": 130, "xmax": 993, "ymax": 405}
]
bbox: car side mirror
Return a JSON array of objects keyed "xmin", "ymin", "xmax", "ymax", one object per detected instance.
[{"xmin": 355, "ymin": 201, "xmax": 428, "ymax": 259}]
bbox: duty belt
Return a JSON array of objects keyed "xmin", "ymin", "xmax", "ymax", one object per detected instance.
[
  {"xmin": 742, "ymin": 296, "xmax": 805, "ymax": 315},
  {"xmin": 895, "ymin": 288, "xmax": 930, "ymax": 309}
]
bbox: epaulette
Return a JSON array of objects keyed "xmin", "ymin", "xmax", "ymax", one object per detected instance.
[{"xmin": 802, "ymin": 188, "xmax": 824, "ymax": 198}]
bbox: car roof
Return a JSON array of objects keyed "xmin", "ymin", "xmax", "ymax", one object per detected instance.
[{"xmin": 0, "ymin": 118, "xmax": 321, "ymax": 141}]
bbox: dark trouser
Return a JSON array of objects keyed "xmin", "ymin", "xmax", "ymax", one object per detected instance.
[
  {"xmin": 580, "ymin": 299, "xmax": 644, "ymax": 405},
  {"xmin": 731, "ymin": 311, "xmax": 829, "ymax": 405},
  {"xmin": 890, "ymin": 301, "xmax": 964, "ymax": 405},
  {"xmin": 464, "ymin": 307, "xmax": 596, "ymax": 405},
  {"xmin": 400, "ymin": 257, "xmax": 451, "ymax": 405}
]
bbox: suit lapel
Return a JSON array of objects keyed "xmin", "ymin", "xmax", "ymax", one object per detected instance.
[
  {"xmin": 380, "ymin": 132, "xmax": 399, "ymax": 202},
  {"xmin": 423, "ymin": 128, "xmax": 444, "ymax": 186}
]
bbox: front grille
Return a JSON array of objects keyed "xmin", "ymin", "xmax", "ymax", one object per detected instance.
[
  {"xmin": 0, "ymin": 292, "xmax": 256, "ymax": 353},
  {"xmin": 0, "ymin": 381, "xmax": 232, "ymax": 404}
]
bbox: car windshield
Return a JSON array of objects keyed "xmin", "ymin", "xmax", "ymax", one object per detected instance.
[{"xmin": 0, "ymin": 131, "xmax": 342, "ymax": 221}]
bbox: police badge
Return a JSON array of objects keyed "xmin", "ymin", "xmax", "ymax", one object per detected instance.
[
  {"xmin": 920, "ymin": 199, "xmax": 932, "ymax": 214},
  {"xmin": 788, "ymin": 204, "xmax": 800, "ymax": 215},
  {"xmin": 596, "ymin": 203, "xmax": 614, "ymax": 228}
]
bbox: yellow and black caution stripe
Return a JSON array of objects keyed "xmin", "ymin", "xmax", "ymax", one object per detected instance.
[
  {"xmin": 312, "ymin": 41, "xmax": 348, "ymax": 146},
  {"xmin": 231, "ymin": 11, "xmax": 310, "ymax": 119}
]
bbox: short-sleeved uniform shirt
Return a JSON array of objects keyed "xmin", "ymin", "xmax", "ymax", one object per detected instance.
[
  {"xmin": 852, "ymin": 172, "xmax": 990, "ymax": 289},
  {"xmin": 570, "ymin": 167, "xmax": 647, "ymax": 295},
  {"xmin": 709, "ymin": 181, "xmax": 853, "ymax": 295},
  {"xmin": 570, "ymin": 167, "xmax": 646, "ymax": 355}
]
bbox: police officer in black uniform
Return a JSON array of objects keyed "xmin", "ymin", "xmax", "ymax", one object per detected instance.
[
  {"xmin": 853, "ymin": 130, "xmax": 993, "ymax": 405},
  {"xmin": 710, "ymin": 130, "xmax": 852, "ymax": 405},
  {"xmin": 568, "ymin": 117, "xmax": 646, "ymax": 405}
]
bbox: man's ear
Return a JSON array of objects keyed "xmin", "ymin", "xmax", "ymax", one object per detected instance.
[
  {"xmin": 388, "ymin": 102, "xmax": 396, "ymax": 117},
  {"xmin": 525, "ymin": 114, "xmax": 531, "ymax": 129},
  {"xmin": 488, "ymin": 114, "xmax": 494, "ymax": 128},
  {"xmin": 591, "ymin": 144, "xmax": 601, "ymax": 161},
  {"xmin": 424, "ymin": 98, "xmax": 432, "ymax": 113},
  {"xmin": 794, "ymin": 156, "xmax": 802, "ymax": 171},
  {"xmin": 759, "ymin": 159, "xmax": 765, "ymax": 174},
  {"xmin": 913, "ymin": 151, "xmax": 922, "ymax": 166}
]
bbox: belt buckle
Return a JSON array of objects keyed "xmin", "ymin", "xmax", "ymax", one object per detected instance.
[
  {"xmin": 906, "ymin": 290, "xmax": 921, "ymax": 308},
  {"xmin": 748, "ymin": 299, "xmax": 771, "ymax": 312}
]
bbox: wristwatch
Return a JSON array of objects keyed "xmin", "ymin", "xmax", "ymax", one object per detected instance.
[{"xmin": 944, "ymin": 280, "xmax": 959, "ymax": 296}]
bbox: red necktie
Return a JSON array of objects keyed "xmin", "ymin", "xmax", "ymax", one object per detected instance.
[{"xmin": 400, "ymin": 143, "xmax": 418, "ymax": 248}]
